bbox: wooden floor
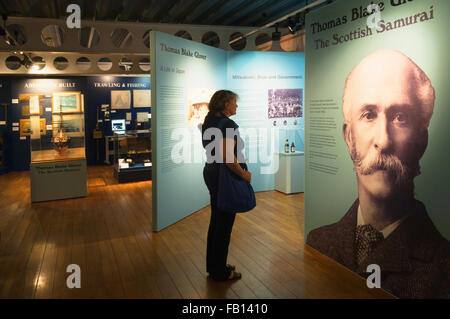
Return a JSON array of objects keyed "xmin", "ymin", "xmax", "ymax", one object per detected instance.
[{"xmin": 0, "ymin": 166, "xmax": 394, "ymax": 299}]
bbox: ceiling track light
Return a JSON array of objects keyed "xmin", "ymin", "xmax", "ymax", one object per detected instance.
[
  {"xmin": 287, "ymin": 13, "xmax": 305, "ymax": 34},
  {"xmin": 272, "ymin": 24, "xmax": 281, "ymax": 41},
  {"xmin": 229, "ymin": 0, "xmax": 328, "ymax": 45},
  {"xmin": 19, "ymin": 53, "xmax": 34, "ymax": 69}
]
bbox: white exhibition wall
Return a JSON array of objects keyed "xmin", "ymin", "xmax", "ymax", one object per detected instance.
[{"xmin": 151, "ymin": 31, "xmax": 304, "ymax": 231}]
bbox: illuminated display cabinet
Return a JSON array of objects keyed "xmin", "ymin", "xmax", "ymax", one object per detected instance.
[
  {"xmin": 29, "ymin": 92, "xmax": 87, "ymax": 202},
  {"xmin": 114, "ymin": 130, "xmax": 152, "ymax": 183}
]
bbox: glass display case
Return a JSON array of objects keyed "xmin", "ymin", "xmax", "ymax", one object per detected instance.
[
  {"xmin": 29, "ymin": 114, "xmax": 86, "ymax": 163},
  {"xmin": 113, "ymin": 130, "xmax": 152, "ymax": 183},
  {"xmin": 29, "ymin": 92, "xmax": 86, "ymax": 164},
  {"xmin": 28, "ymin": 91, "xmax": 87, "ymax": 202}
]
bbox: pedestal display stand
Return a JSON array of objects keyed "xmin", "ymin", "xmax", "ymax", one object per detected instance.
[
  {"xmin": 275, "ymin": 151, "xmax": 304, "ymax": 194},
  {"xmin": 30, "ymin": 150, "xmax": 87, "ymax": 202},
  {"xmin": 29, "ymin": 92, "xmax": 87, "ymax": 202}
]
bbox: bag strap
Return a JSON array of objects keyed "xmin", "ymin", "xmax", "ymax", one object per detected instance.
[
  {"xmin": 216, "ymin": 117, "xmax": 230, "ymax": 168},
  {"xmin": 216, "ymin": 117, "xmax": 228, "ymax": 132}
]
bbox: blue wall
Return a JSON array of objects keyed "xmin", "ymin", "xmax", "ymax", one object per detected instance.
[
  {"xmin": 9, "ymin": 77, "xmax": 86, "ymax": 171},
  {"xmin": 0, "ymin": 79, "xmax": 11, "ymax": 174},
  {"xmin": 85, "ymin": 76, "xmax": 151, "ymax": 164},
  {"xmin": 0, "ymin": 75, "xmax": 151, "ymax": 172}
]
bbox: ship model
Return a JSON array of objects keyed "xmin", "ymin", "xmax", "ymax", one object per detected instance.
[{"xmin": 53, "ymin": 129, "xmax": 70, "ymax": 155}]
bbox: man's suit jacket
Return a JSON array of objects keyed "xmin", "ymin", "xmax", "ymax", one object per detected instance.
[{"xmin": 306, "ymin": 199, "xmax": 450, "ymax": 299}]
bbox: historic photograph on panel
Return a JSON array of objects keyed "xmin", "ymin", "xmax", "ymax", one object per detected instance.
[
  {"xmin": 187, "ymin": 88, "xmax": 215, "ymax": 129},
  {"xmin": 268, "ymin": 88, "xmax": 303, "ymax": 119},
  {"xmin": 111, "ymin": 90, "xmax": 131, "ymax": 109},
  {"xmin": 306, "ymin": 50, "xmax": 450, "ymax": 299},
  {"xmin": 52, "ymin": 92, "xmax": 82, "ymax": 113}
]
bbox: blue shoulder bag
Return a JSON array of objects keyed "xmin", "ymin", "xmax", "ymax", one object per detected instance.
[{"xmin": 216, "ymin": 118, "xmax": 256, "ymax": 213}]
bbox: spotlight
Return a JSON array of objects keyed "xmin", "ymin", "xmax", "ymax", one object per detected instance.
[
  {"xmin": 287, "ymin": 17, "xmax": 296, "ymax": 34},
  {"xmin": 287, "ymin": 13, "xmax": 305, "ymax": 34},
  {"xmin": 272, "ymin": 24, "xmax": 281, "ymax": 41},
  {"xmin": 20, "ymin": 53, "xmax": 33, "ymax": 69}
]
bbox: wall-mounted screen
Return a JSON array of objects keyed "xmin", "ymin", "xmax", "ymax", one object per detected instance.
[{"xmin": 112, "ymin": 119, "xmax": 126, "ymax": 133}]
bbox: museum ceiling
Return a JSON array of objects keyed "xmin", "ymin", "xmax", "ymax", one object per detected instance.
[{"xmin": 0, "ymin": 0, "xmax": 326, "ymax": 28}]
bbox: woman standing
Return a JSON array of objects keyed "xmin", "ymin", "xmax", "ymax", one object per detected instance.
[{"xmin": 202, "ymin": 90, "xmax": 251, "ymax": 281}]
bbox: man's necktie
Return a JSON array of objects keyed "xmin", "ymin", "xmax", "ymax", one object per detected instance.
[{"xmin": 355, "ymin": 224, "xmax": 384, "ymax": 265}]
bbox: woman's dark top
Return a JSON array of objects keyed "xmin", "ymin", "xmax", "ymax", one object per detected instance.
[{"xmin": 202, "ymin": 112, "xmax": 247, "ymax": 172}]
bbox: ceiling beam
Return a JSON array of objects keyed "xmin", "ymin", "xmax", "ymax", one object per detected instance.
[
  {"xmin": 118, "ymin": 0, "xmax": 149, "ymax": 22},
  {"xmin": 185, "ymin": 0, "xmax": 224, "ymax": 25},
  {"xmin": 200, "ymin": 0, "xmax": 245, "ymax": 25},
  {"xmin": 248, "ymin": 0, "xmax": 307, "ymax": 26},
  {"xmin": 171, "ymin": 0, "xmax": 204, "ymax": 23},
  {"xmin": 220, "ymin": 0, "xmax": 272, "ymax": 26},
  {"xmin": 151, "ymin": 0, "xmax": 181, "ymax": 23},
  {"xmin": 95, "ymin": 0, "xmax": 122, "ymax": 20}
]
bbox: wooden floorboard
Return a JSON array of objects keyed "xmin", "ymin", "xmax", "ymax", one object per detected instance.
[{"xmin": 0, "ymin": 166, "xmax": 395, "ymax": 299}]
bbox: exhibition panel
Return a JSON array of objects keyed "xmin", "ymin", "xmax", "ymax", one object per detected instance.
[
  {"xmin": 227, "ymin": 51, "xmax": 304, "ymax": 192},
  {"xmin": 304, "ymin": 0, "xmax": 450, "ymax": 298},
  {"xmin": 151, "ymin": 31, "xmax": 305, "ymax": 231},
  {"xmin": 151, "ymin": 31, "xmax": 226, "ymax": 231}
]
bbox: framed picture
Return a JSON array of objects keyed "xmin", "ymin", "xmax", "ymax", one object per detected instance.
[
  {"xmin": 52, "ymin": 114, "xmax": 84, "ymax": 137},
  {"xmin": 18, "ymin": 94, "xmax": 45, "ymax": 103},
  {"xmin": 19, "ymin": 118, "xmax": 46, "ymax": 137},
  {"xmin": 22, "ymin": 105, "xmax": 43, "ymax": 116},
  {"xmin": 133, "ymin": 90, "xmax": 151, "ymax": 108},
  {"xmin": 111, "ymin": 90, "xmax": 131, "ymax": 109},
  {"xmin": 136, "ymin": 112, "xmax": 149, "ymax": 123},
  {"xmin": 52, "ymin": 92, "xmax": 82, "ymax": 113}
]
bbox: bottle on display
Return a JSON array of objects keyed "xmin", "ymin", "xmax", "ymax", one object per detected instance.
[
  {"xmin": 291, "ymin": 142, "xmax": 295, "ymax": 153},
  {"xmin": 285, "ymin": 139, "xmax": 289, "ymax": 153}
]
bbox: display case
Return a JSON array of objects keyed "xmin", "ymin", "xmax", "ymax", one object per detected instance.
[
  {"xmin": 114, "ymin": 130, "xmax": 152, "ymax": 183},
  {"xmin": 30, "ymin": 114, "xmax": 86, "ymax": 163},
  {"xmin": 28, "ymin": 92, "xmax": 87, "ymax": 202}
]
